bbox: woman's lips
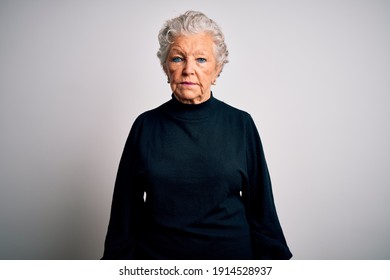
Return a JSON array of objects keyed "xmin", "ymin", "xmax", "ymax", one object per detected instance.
[{"xmin": 180, "ymin": 82, "xmax": 196, "ymax": 85}]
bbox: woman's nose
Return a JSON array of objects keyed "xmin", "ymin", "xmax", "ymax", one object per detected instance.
[{"xmin": 182, "ymin": 60, "xmax": 195, "ymax": 75}]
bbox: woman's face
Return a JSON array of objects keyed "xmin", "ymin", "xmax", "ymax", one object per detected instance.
[{"xmin": 164, "ymin": 33, "xmax": 222, "ymax": 104}]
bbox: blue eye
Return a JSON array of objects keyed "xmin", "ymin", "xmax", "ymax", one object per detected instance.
[
  {"xmin": 172, "ymin": 57, "xmax": 183, "ymax": 63},
  {"xmin": 196, "ymin": 58, "xmax": 207, "ymax": 63}
]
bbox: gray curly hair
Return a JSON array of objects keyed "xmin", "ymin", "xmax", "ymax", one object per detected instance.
[{"xmin": 157, "ymin": 11, "xmax": 229, "ymax": 73}]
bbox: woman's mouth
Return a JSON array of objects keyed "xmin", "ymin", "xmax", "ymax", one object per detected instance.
[{"xmin": 181, "ymin": 82, "xmax": 196, "ymax": 85}]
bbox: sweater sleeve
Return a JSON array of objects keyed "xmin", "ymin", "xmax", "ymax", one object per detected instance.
[
  {"xmin": 101, "ymin": 116, "xmax": 145, "ymax": 259},
  {"xmin": 243, "ymin": 115, "xmax": 292, "ymax": 260}
]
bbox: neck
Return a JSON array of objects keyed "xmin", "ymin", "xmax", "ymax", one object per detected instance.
[{"xmin": 173, "ymin": 91, "xmax": 211, "ymax": 105}]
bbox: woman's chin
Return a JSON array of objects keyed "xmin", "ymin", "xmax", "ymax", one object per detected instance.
[{"xmin": 173, "ymin": 90, "xmax": 210, "ymax": 104}]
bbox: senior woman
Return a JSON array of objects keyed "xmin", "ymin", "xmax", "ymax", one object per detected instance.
[{"xmin": 102, "ymin": 10, "xmax": 292, "ymax": 260}]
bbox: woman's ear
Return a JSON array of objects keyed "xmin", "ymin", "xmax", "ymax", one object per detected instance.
[
  {"xmin": 163, "ymin": 65, "xmax": 170, "ymax": 83},
  {"xmin": 215, "ymin": 65, "xmax": 223, "ymax": 78}
]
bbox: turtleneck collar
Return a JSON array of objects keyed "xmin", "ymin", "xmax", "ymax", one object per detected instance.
[{"xmin": 165, "ymin": 93, "xmax": 218, "ymax": 121}]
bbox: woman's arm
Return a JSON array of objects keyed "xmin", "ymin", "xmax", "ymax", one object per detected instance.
[
  {"xmin": 102, "ymin": 117, "xmax": 145, "ymax": 260},
  {"xmin": 243, "ymin": 115, "xmax": 292, "ymax": 260}
]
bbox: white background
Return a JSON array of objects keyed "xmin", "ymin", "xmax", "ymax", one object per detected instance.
[{"xmin": 0, "ymin": 0, "xmax": 389, "ymax": 259}]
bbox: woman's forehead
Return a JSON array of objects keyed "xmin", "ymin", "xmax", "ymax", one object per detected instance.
[{"xmin": 169, "ymin": 33, "xmax": 214, "ymax": 54}]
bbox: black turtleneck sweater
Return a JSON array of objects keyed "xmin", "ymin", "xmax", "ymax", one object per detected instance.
[{"xmin": 102, "ymin": 95, "xmax": 292, "ymax": 260}]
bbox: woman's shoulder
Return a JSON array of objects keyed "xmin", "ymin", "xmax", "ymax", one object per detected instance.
[
  {"xmin": 214, "ymin": 97, "xmax": 252, "ymax": 121},
  {"xmin": 133, "ymin": 100, "xmax": 171, "ymax": 122}
]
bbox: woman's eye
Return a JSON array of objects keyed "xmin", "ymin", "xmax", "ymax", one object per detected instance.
[
  {"xmin": 172, "ymin": 57, "xmax": 183, "ymax": 63},
  {"xmin": 196, "ymin": 58, "xmax": 207, "ymax": 63}
]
